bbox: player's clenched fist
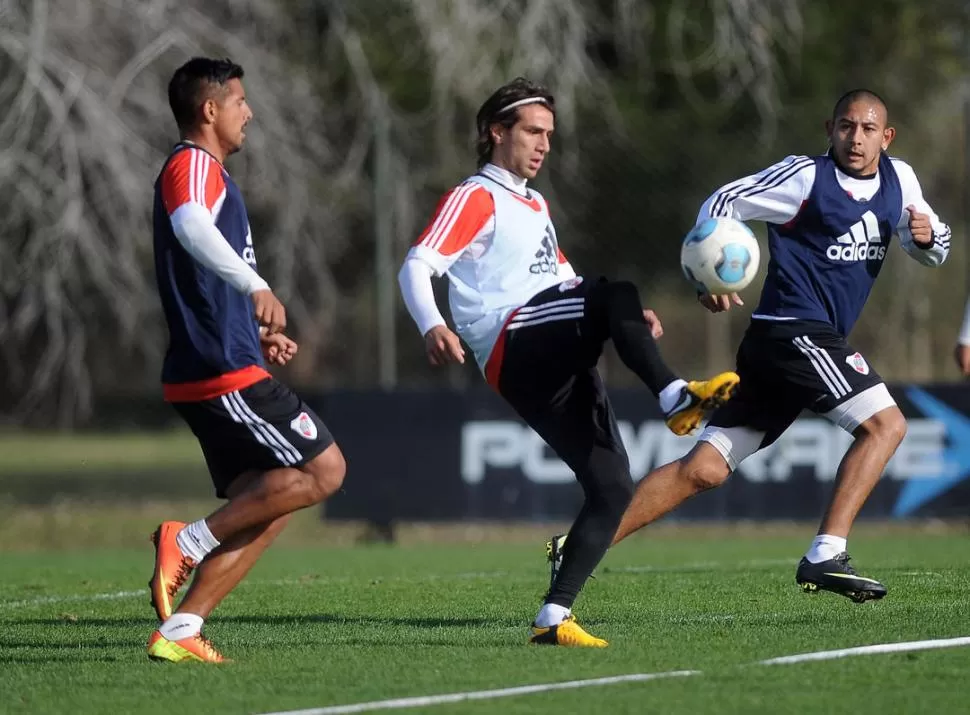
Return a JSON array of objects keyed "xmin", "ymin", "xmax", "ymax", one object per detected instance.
[
  {"xmin": 906, "ymin": 204, "xmax": 932, "ymax": 247},
  {"xmin": 251, "ymin": 289, "xmax": 286, "ymax": 334}
]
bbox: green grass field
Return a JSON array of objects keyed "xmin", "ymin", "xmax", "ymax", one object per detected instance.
[{"xmin": 2, "ymin": 523, "xmax": 969, "ymax": 715}]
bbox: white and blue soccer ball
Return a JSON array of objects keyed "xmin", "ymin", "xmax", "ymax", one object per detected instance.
[{"xmin": 680, "ymin": 217, "xmax": 760, "ymax": 295}]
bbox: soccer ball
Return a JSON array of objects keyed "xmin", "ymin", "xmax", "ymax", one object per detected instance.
[{"xmin": 680, "ymin": 217, "xmax": 760, "ymax": 295}]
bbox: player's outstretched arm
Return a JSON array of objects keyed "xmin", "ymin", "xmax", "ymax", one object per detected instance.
[
  {"xmin": 697, "ymin": 155, "xmax": 815, "ymax": 225},
  {"xmin": 692, "ymin": 156, "xmax": 814, "ymax": 314}
]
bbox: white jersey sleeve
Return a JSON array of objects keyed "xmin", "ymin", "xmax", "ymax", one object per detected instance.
[
  {"xmin": 399, "ymin": 181, "xmax": 496, "ymax": 337},
  {"xmin": 408, "ymin": 182, "xmax": 495, "ymax": 276},
  {"xmin": 169, "ymin": 203, "xmax": 269, "ymax": 295},
  {"xmin": 398, "ymin": 256, "xmax": 447, "ymax": 336},
  {"xmin": 890, "ymin": 158, "xmax": 950, "ymax": 267},
  {"xmin": 697, "ymin": 155, "xmax": 816, "ymax": 225}
]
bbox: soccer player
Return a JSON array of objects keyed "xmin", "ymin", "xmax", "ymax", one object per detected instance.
[
  {"xmin": 605, "ymin": 89, "xmax": 950, "ymax": 602},
  {"xmin": 398, "ymin": 78, "xmax": 738, "ymax": 647},
  {"xmin": 146, "ymin": 57, "xmax": 347, "ymax": 662}
]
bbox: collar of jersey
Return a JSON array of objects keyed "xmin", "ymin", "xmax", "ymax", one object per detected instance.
[
  {"xmin": 479, "ymin": 163, "xmax": 530, "ymax": 197},
  {"xmin": 174, "ymin": 140, "xmax": 227, "ymax": 171}
]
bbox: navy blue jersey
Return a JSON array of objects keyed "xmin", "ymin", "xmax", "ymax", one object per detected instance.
[
  {"xmin": 700, "ymin": 151, "xmax": 949, "ymax": 338},
  {"xmin": 754, "ymin": 152, "xmax": 901, "ymax": 335},
  {"xmin": 153, "ymin": 144, "xmax": 268, "ymax": 400}
]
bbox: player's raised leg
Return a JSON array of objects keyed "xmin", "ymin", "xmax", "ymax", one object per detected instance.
[
  {"xmin": 584, "ymin": 279, "xmax": 739, "ymax": 436},
  {"xmin": 542, "ymin": 279, "xmax": 738, "ymax": 585}
]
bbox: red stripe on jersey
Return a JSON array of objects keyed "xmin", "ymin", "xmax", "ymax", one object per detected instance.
[
  {"xmin": 557, "ymin": 247, "xmax": 568, "ymax": 264},
  {"xmin": 484, "ymin": 308, "xmax": 521, "ymax": 390},
  {"xmin": 161, "ymin": 148, "xmax": 227, "ymax": 215},
  {"xmin": 163, "ymin": 365, "xmax": 271, "ymax": 402},
  {"xmin": 416, "ymin": 183, "xmax": 494, "ymax": 256},
  {"xmin": 509, "ymin": 192, "xmax": 542, "ymax": 212}
]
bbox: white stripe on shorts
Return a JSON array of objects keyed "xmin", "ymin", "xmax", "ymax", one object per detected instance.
[
  {"xmin": 792, "ymin": 336, "xmax": 852, "ymax": 399},
  {"xmin": 512, "ymin": 297, "xmax": 585, "ymax": 316},
  {"xmin": 228, "ymin": 390, "xmax": 303, "ymax": 465},
  {"xmin": 222, "ymin": 391, "xmax": 302, "ymax": 465},
  {"xmin": 220, "ymin": 393, "xmax": 288, "ymax": 464},
  {"xmin": 803, "ymin": 335, "xmax": 853, "ymax": 396},
  {"xmin": 507, "ymin": 311, "xmax": 585, "ymax": 330}
]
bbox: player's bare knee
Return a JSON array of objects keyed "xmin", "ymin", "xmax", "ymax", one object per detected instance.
[
  {"xmin": 856, "ymin": 407, "xmax": 907, "ymax": 449},
  {"xmin": 679, "ymin": 450, "xmax": 730, "ymax": 492},
  {"xmin": 303, "ymin": 444, "xmax": 346, "ymax": 502}
]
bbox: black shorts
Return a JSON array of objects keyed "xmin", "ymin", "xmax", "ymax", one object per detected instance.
[
  {"xmin": 495, "ymin": 278, "xmax": 627, "ymax": 472},
  {"xmin": 708, "ymin": 319, "xmax": 885, "ymax": 447},
  {"xmin": 172, "ymin": 377, "xmax": 334, "ymax": 498}
]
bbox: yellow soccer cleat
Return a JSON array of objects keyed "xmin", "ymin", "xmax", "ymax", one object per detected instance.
[
  {"xmin": 529, "ymin": 615, "xmax": 608, "ymax": 648},
  {"xmin": 149, "ymin": 521, "xmax": 197, "ymax": 621},
  {"xmin": 664, "ymin": 371, "xmax": 740, "ymax": 436},
  {"xmin": 147, "ymin": 629, "xmax": 227, "ymax": 663}
]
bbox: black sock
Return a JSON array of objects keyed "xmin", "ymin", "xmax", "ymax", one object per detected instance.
[
  {"xmin": 545, "ymin": 446, "xmax": 634, "ymax": 609},
  {"xmin": 591, "ymin": 280, "xmax": 678, "ymax": 397}
]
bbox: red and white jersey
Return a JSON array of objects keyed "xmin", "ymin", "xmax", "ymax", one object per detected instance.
[{"xmin": 407, "ymin": 164, "xmax": 576, "ymax": 368}]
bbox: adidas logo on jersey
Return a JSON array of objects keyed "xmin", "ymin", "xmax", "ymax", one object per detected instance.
[{"xmin": 826, "ymin": 210, "xmax": 886, "ymax": 262}]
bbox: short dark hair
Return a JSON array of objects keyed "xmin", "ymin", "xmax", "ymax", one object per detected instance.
[
  {"xmin": 475, "ymin": 78, "xmax": 555, "ymax": 168},
  {"xmin": 168, "ymin": 57, "xmax": 244, "ymax": 131},
  {"xmin": 832, "ymin": 88, "xmax": 888, "ymax": 123}
]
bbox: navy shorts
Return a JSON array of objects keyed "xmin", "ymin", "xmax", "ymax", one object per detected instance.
[{"xmin": 173, "ymin": 378, "xmax": 334, "ymax": 498}]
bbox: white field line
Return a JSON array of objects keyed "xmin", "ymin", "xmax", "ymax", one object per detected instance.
[
  {"xmin": 2, "ymin": 557, "xmax": 793, "ymax": 611},
  {"xmin": 0, "ymin": 572, "xmax": 516, "ymax": 611},
  {"xmin": 758, "ymin": 636, "xmax": 970, "ymax": 665},
  {"xmin": 259, "ymin": 636, "xmax": 970, "ymax": 715},
  {"xmin": 259, "ymin": 671, "xmax": 701, "ymax": 715},
  {"xmin": 0, "ymin": 590, "xmax": 145, "ymax": 610},
  {"xmin": 0, "ymin": 571, "xmax": 509, "ymax": 611}
]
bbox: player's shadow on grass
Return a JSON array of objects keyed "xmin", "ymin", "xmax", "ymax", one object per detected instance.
[
  {"xmin": 218, "ymin": 614, "xmax": 517, "ymax": 629},
  {"xmin": 6, "ymin": 614, "xmax": 513, "ymax": 628},
  {"xmin": 2, "ymin": 613, "xmax": 524, "ymax": 650}
]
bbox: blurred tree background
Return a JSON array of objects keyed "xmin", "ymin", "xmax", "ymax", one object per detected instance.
[{"xmin": 1, "ymin": 0, "xmax": 968, "ymax": 426}]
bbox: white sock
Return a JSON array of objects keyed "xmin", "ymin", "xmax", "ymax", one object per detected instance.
[
  {"xmin": 805, "ymin": 534, "xmax": 847, "ymax": 564},
  {"xmin": 534, "ymin": 603, "xmax": 571, "ymax": 628},
  {"xmin": 659, "ymin": 379, "xmax": 688, "ymax": 414},
  {"xmin": 175, "ymin": 519, "xmax": 220, "ymax": 563},
  {"xmin": 159, "ymin": 613, "xmax": 204, "ymax": 641}
]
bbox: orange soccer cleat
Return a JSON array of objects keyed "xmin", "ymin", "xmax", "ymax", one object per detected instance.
[
  {"xmin": 147, "ymin": 629, "xmax": 227, "ymax": 663},
  {"xmin": 148, "ymin": 521, "xmax": 197, "ymax": 621}
]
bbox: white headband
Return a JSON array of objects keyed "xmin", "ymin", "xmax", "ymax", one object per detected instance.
[{"xmin": 496, "ymin": 96, "xmax": 549, "ymax": 115}]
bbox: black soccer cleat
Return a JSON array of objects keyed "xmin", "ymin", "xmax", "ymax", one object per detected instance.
[{"xmin": 796, "ymin": 552, "xmax": 887, "ymax": 603}]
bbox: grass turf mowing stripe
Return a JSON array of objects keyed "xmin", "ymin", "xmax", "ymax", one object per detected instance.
[{"xmin": 259, "ymin": 637, "xmax": 970, "ymax": 715}]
